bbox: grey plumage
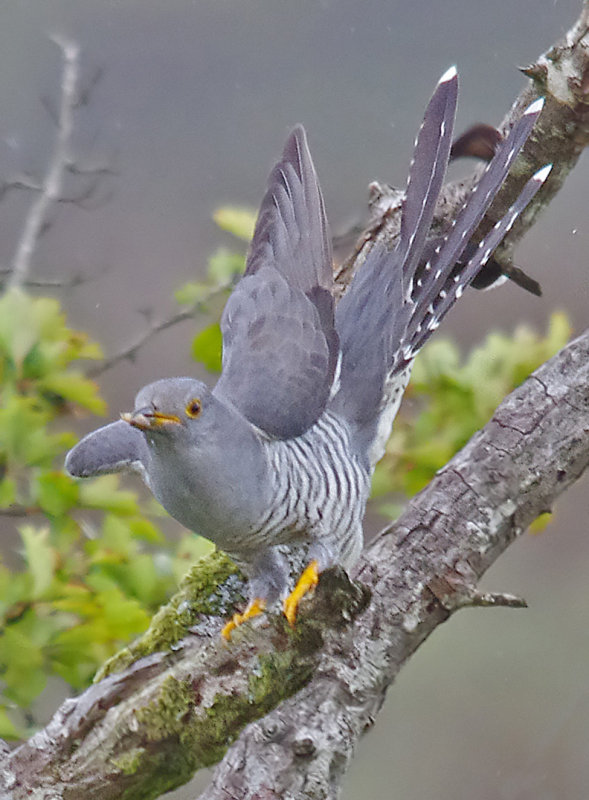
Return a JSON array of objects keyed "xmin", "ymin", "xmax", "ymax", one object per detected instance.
[
  {"xmin": 214, "ymin": 126, "xmax": 338, "ymax": 439},
  {"xmin": 64, "ymin": 420, "xmax": 149, "ymax": 481},
  {"xmin": 66, "ymin": 70, "xmax": 549, "ymax": 620}
]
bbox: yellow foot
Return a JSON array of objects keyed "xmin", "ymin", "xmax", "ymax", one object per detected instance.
[
  {"xmin": 283, "ymin": 560, "xmax": 320, "ymax": 627},
  {"xmin": 221, "ymin": 597, "xmax": 266, "ymax": 641}
]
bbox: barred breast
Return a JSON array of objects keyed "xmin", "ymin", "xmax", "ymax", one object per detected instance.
[{"xmin": 231, "ymin": 411, "xmax": 370, "ymax": 571}]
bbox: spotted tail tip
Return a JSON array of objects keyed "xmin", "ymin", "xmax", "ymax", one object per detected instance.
[
  {"xmin": 439, "ymin": 65, "xmax": 458, "ymax": 84},
  {"xmin": 524, "ymin": 96, "xmax": 545, "ymax": 116},
  {"xmin": 532, "ymin": 163, "xmax": 553, "ymax": 183}
]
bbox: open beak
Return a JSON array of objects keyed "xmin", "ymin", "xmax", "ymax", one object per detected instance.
[{"xmin": 120, "ymin": 408, "xmax": 181, "ymax": 431}]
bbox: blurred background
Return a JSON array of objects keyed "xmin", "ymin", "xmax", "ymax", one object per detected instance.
[{"xmin": 0, "ymin": 1, "xmax": 587, "ymax": 798}]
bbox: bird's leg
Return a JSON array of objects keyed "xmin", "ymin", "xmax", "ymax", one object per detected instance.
[
  {"xmin": 283, "ymin": 559, "xmax": 320, "ymax": 626},
  {"xmin": 221, "ymin": 597, "xmax": 266, "ymax": 640}
]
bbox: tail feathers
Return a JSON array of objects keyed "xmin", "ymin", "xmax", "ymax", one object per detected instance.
[
  {"xmin": 398, "ymin": 66, "xmax": 458, "ymax": 294},
  {"xmin": 400, "ymin": 97, "xmax": 545, "ymax": 363},
  {"xmin": 402, "ymin": 161, "xmax": 551, "ymax": 361},
  {"xmin": 332, "ymin": 72, "xmax": 547, "ymax": 469},
  {"xmin": 332, "ymin": 71, "xmax": 461, "ymax": 434}
]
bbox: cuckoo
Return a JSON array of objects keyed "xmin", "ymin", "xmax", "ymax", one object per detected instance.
[{"xmin": 66, "ymin": 69, "xmax": 549, "ymax": 637}]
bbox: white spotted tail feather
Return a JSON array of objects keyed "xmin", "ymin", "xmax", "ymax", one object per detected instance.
[
  {"xmin": 331, "ymin": 71, "xmax": 548, "ymax": 469},
  {"xmin": 401, "ymin": 98, "xmax": 547, "ymax": 361}
]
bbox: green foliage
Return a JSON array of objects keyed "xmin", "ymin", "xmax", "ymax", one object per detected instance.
[
  {"xmin": 175, "ymin": 205, "xmax": 252, "ymax": 374},
  {"xmin": 0, "ymin": 289, "xmax": 211, "ymax": 738},
  {"xmin": 372, "ymin": 311, "xmax": 571, "ymax": 502},
  {"xmin": 212, "ymin": 206, "xmax": 257, "ymax": 241},
  {"xmin": 192, "ymin": 324, "xmax": 223, "ymax": 373}
]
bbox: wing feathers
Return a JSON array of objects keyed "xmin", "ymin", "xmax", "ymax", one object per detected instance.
[
  {"xmin": 215, "ymin": 127, "xmax": 338, "ymax": 438},
  {"xmin": 65, "ymin": 420, "xmax": 149, "ymax": 481}
]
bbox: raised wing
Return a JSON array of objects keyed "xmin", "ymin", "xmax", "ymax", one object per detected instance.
[{"xmin": 214, "ymin": 126, "xmax": 339, "ymax": 439}]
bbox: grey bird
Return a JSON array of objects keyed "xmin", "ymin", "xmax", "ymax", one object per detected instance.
[{"xmin": 66, "ymin": 68, "xmax": 549, "ymax": 636}]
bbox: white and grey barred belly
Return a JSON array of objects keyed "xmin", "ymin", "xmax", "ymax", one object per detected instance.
[{"xmin": 239, "ymin": 411, "xmax": 370, "ymax": 571}]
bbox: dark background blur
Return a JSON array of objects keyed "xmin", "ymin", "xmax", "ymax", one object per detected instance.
[{"xmin": 0, "ymin": 2, "xmax": 587, "ymax": 798}]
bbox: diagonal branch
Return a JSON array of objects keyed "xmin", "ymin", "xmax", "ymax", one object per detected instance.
[
  {"xmin": 2, "ymin": 327, "xmax": 587, "ymax": 800},
  {"xmin": 87, "ymin": 279, "xmax": 233, "ymax": 378}
]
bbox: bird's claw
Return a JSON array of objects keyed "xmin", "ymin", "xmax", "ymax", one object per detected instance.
[
  {"xmin": 283, "ymin": 560, "xmax": 320, "ymax": 626},
  {"xmin": 221, "ymin": 597, "xmax": 266, "ymax": 641}
]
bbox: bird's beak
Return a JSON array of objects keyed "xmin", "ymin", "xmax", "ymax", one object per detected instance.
[{"xmin": 120, "ymin": 408, "xmax": 181, "ymax": 430}]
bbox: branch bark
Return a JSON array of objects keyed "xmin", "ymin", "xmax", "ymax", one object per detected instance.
[{"xmin": 1, "ymin": 4, "xmax": 588, "ymax": 799}]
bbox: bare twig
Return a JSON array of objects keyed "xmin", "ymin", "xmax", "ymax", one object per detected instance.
[
  {"xmin": 88, "ymin": 280, "xmax": 233, "ymax": 378},
  {"xmin": 7, "ymin": 37, "xmax": 80, "ymax": 291}
]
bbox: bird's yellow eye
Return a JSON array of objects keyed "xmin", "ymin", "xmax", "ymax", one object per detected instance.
[{"xmin": 185, "ymin": 398, "xmax": 202, "ymax": 418}]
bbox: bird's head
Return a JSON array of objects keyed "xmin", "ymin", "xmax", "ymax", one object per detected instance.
[{"xmin": 121, "ymin": 377, "xmax": 216, "ymax": 445}]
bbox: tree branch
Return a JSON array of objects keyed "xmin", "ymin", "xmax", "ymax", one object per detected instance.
[
  {"xmin": 2, "ymin": 326, "xmax": 587, "ymax": 799},
  {"xmin": 87, "ymin": 279, "xmax": 233, "ymax": 378},
  {"xmin": 7, "ymin": 37, "xmax": 80, "ymax": 291},
  {"xmin": 5, "ymin": 38, "xmax": 114, "ymax": 290}
]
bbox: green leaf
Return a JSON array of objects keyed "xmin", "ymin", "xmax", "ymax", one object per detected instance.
[
  {"xmin": 207, "ymin": 247, "xmax": 245, "ymax": 283},
  {"xmin": 0, "ymin": 564, "xmax": 32, "ymax": 617},
  {"xmin": 97, "ymin": 514, "xmax": 135, "ymax": 558},
  {"xmin": 78, "ymin": 475, "xmax": 139, "ymax": 515},
  {"xmin": 103, "ymin": 552, "xmax": 169, "ymax": 606},
  {"xmin": 191, "ymin": 323, "xmax": 223, "ymax": 372},
  {"xmin": 0, "ymin": 624, "xmax": 46, "ymax": 706},
  {"xmin": 35, "ymin": 472, "xmax": 80, "ymax": 517},
  {"xmin": 0, "ymin": 289, "xmax": 39, "ymax": 367},
  {"xmin": 0, "ymin": 395, "xmax": 62, "ymax": 466},
  {"xmin": 529, "ymin": 512, "xmax": 552, "ymax": 533},
  {"xmin": 0, "ymin": 706, "xmax": 20, "ymax": 740},
  {"xmin": 172, "ymin": 534, "xmax": 214, "ymax": 583},
  {"xmin": 19, "ymin": 526, "xmax": 56, "ymax": 598},
  {"xmin": 38, "ymin": 372, "xmax": 106, "ymax": 414},
  {"xmin": 0, "ymin": 478, "xmax": 16, "ymax": 508},
  {"xmin": 128, "ymin": 517, "xmax": 164, "ymax": 544},
  {"xmin": 213, "ymin": 205, "xmax": 257, "ymax": 241},
  {"xmin": 55, "ymin": 588, "xmax": 150, "ymax": 644},
  {"xmin": 175, "ymin": 281, "xmax": 214, "ymax": 306}
]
